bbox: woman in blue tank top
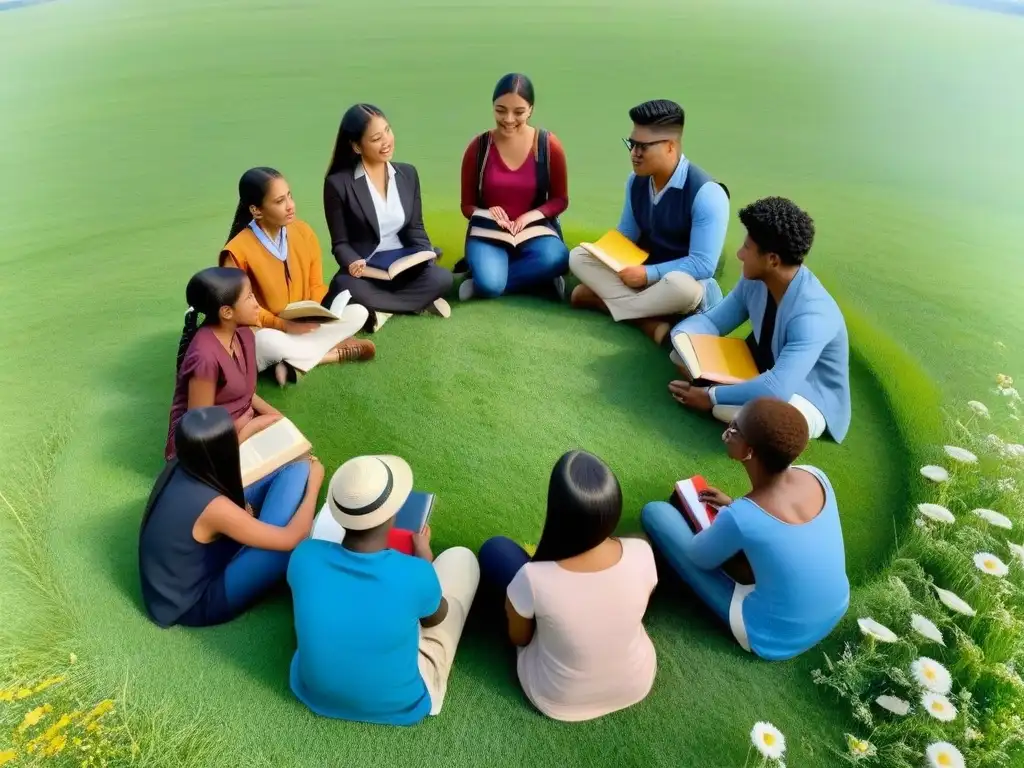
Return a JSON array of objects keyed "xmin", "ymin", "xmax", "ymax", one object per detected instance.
[
  {"xmin": 139, "ymin": 406, "xmax": 324, "ymax": 628},
  {"xmin": 642, "ymin": 397, "xmax": 849, "ymax": 660}
]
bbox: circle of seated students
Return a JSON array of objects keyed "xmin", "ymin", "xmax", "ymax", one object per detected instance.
[{"xmin": 138, "ymin": 74, "xmax": 853, "ymax": 725}]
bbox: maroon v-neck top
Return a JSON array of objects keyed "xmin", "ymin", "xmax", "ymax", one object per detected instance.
[{"xmin": 164, "ymin": 327, "xmax": 257, "ymax": 460}]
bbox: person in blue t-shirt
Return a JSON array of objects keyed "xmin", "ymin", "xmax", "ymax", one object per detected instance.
[
  {"xmin": 641, "ymin": 397, "xmax": 849, "ymax": 661},
  {"xmin": 568, "ymin": 99, "xmax": 730, "ymax": 345},
  {"xmin": 287, "ymin": 454, "xmax": 480, "ymax": 726}
]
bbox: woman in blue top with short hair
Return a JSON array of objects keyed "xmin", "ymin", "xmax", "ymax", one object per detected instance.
[{"xmin": 642, "ymin": 397, "xmax": 849, "ymax": 661}]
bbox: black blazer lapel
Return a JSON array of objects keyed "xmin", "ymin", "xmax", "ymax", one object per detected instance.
[
  {"xmin": 396, "ymin": 165, "xmax": 415, "ymax": 228},
  {"xmin": 349, "ymin": 173, "xmax": 380, "ymax": 241}
]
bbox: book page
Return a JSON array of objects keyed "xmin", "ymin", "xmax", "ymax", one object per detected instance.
[
  {"xmin": 676, "ymin": 479, "xmax": 712, "ymax": 529},
  {"xmin": 279, "ymin": 301, "xmax": 339, "ymax": 322},
  {"xmin": 580, "ymin": 242, "xmax": 623, "ymax": 272},
  {"xmin": 670, "ymin": 333, "xmax": 701, "ymax": 379},
  {"xmin": 310, "ymin": 502, "xmax": 347, "ymax": 543},
  {"xmin": 239, "ymin": 418, "xmax": 312, "ymax": 486}
]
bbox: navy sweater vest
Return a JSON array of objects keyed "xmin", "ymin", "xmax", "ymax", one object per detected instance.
[{"xmin": 629, "ymin": 162, "xmax": 724, "ymax": 265}]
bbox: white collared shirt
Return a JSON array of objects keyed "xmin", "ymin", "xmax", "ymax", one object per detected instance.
[{"xmin": 355, "ymin": 162, "xmax": 405, "ymax": 254}]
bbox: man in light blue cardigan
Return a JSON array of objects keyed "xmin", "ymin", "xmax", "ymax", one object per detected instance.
[{"xmin": 668, "ymin": 197, "xmax": 851, "ymax": 442}]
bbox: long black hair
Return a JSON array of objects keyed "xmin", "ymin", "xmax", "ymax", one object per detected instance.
[
  {"xmin": 532, "ymin": 451, "xmax": 622, "ymax": 562},
  {"xmin": 141, "ymin": 406, "xmax": 246, "ymax": 533},
  {"xmin": 492, "ymin": 73, "xmax": 535, "ymax": 106},
  {"xmin": 176, "ymin": 267, "xmax": 247, "ymax": 371},
  {"xmin": 325, "ymin": 104, "xmax": 386, "ymax": 177},
  {"xmin": 226, "ymin": 166, "xmax": 283, "ymax": 243}
]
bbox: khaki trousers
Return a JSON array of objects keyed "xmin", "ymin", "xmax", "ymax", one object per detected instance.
[
  {"xmin": 568, "ymin": 246, "xmax": 704, "ymax": 321},
  {"xmin": 418, "ymin": 546, "xmax": 480, "ymax": 716}
]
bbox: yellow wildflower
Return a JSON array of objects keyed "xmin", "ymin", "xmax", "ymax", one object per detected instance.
[
  {"xmin": 84, "ymin": 699, "xmax": 115, "ymax": 722},
  {"xmin": 15, "ymin": 688, "xmax": 33, "ymax": 700},
  {"xmin": 33, "ymin": 675, "xmax": 65, "ymax": 694},
  {"xmin": 0, "ymin": 750, "xmax": 18, "ymax": 766},
  {"xmin": 0, "ymin": 689, "xmax": 15, "ymax": 702},
  {"xmin": 42, "ymin": 733, "xmax": 68, "ymax": 757},
  {"xmin": 18, "ymin": 703, "xmax": 53, "ymax": 733}
]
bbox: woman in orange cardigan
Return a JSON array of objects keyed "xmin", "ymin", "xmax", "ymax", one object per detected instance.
[{"xmin": 220, "ymin": 167, "xmax": 375, "ymax": 384}]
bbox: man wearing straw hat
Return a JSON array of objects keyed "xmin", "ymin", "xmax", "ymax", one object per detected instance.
[{"xmin": 287, "ymin": 455, "xmax": 480, "ymax": 725}]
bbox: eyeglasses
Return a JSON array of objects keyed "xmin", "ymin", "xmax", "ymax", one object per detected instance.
[
  {"xmin": 723, "ymin": 421, "xmax": 743, "ymax": 440},
  {"xmin": 622, "ymin": 137, "xmax": 668, "ymax": 153}
]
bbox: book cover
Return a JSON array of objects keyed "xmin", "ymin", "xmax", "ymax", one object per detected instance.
[
  {"xmin": 671, "ymin": 332, "xmax": 760, "ymax": 386},
  {"xmin": 394, "ymin": 491, "xmax": 434, "ymax": 533},
  {"xmin": 668, "ymin": 475, "xmax": 755, "ymax": 585},
  {"xmin": 362, "ymin": 250, "xmax": 436, "ymax": 281},
  {"xmin": 239, "ymin": 418, "xmax": 312, "ymax": 487},
  {"xmin": 579, "ymin": 230, "xmax": 648, "ymax": 272}
]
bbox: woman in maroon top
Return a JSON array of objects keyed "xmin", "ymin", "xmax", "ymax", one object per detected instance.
[
  {"xmin": 458, "ymin": 73, "xmax": 570, "ymax": 301},
  {"xmin": 165, "ymin": 267, "xmax": 282, "ymax": 460}
]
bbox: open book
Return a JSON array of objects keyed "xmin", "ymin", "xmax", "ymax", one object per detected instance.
[
  {"xmin": 277, "ymin": 291, "xmax": 351, "ymax": 322},
  {"xmin": 239, "ymin": 417, "xmax": 312, "ymax": 487},
  {"xmin": 669, "ymin": 475, "xmax": 754, "ymax": 585},
  {"xmin": 579, "ymin": 230, "xmax": 648, "ymax": 272},
  {"xmin": 362, "ymin": 250, "xmax": 437, "ymax": 281},
  {"xmin": 671, "ymin": 332, "xmax": 760, "ymax": 386},
  {"xmin": 310, "ymin": 490, "xmax": 436, "ymax": 555},
  {"xmin": 468, "ymin": 208, "xmax": 557, "ymax": 248}
]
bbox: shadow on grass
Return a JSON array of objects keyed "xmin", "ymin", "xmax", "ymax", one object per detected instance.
[{"xmin": 104, "ymin": 328, "xmax": 180, "ymax": 480}]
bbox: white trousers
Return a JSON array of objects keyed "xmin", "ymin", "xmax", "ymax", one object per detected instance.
[
  {"xmin": 568, "ymin": 246, "xmax": 703, "ymax": 321},
  {"xmin": 254, "ymin": 297, "xmax": 368, "ymax": 373},
  {"xmin": 418, "ymin": 546, "xmax": 480, "ymax": 716},
  {"xmin": 712, "ymin": 394, "xmax": 828, "ymax": 440}
]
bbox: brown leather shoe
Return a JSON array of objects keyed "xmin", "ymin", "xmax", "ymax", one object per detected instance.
[
  {"xmin": 337, "ymin": 338, "xmax": 376, "ymax": 362},
  {"xmin": 570, "ymin": 284, "xmax": 609, "ymax": 313}
]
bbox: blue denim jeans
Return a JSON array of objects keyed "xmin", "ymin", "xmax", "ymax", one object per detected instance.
[{"xmin": 464, "ymin": 236, "xmax": 569, "ymax": 298}]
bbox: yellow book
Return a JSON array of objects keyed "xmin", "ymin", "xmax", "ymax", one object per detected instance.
[
  {"xmin": 671, "ymin": 332, "xmax": 760, "ymax": 386},
  {"xmin": 579, "ymin": 230, "xmax": 649, "ymax": 272}
]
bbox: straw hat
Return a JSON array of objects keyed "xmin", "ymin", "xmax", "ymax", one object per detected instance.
[{"xmin": 327, "ymin": 455, "xmax": 413, "ymax": 531}]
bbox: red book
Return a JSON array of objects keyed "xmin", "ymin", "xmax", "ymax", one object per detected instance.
[
  {"xmin": 386, "ymin": 528, "xmax": 414, "ymax": 555},
  {"xmin": 668, "ymin": 475, "xmax": 755, "ymax": 586}
]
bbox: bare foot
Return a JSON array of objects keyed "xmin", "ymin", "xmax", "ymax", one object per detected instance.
[
  {"xmin": 569, "ymin": 284, "xmax": 609, "ymax": 314},
  {"xmin": 273, "ymin": 362, "xmax": 290, "ymax": 387},
  {"xmin": 633, "ymin": 318, "xmax": 671, "ymax": 345}
]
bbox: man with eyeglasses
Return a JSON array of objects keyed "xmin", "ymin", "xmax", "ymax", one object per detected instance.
[{"xmin": 567, "ymin": 99, "xmax": 730, "ymax": 345}]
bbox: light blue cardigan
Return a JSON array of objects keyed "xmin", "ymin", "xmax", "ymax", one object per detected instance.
[{"xmin": 672, "ymin": 267, "xmax": 851, "ymax": 442}]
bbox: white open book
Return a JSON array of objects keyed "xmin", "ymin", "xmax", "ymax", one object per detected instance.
[
  {"xmin": 239, "ymin": 417, "xmax": 312, "ymax": 487},
  {"xmin": 309, "ymin": 502, "xmax": 346, "ymax": 543},
  {"xmin": 277, "ymin": 290, "xmax": 351, "ymax": 322}
]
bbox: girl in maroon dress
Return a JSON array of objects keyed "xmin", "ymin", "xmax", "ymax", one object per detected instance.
[{"xmin": 164, "ymin": 267, "xmax": 283, "ymax": 460}]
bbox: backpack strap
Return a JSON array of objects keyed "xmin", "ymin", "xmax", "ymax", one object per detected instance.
[
  {"xmin": 533, "ymin": 129, "xmax": 550, "ymax": 210},
  {"xmin": 474, "ymin": 132, "xmax": 492, "ymax": 209}
]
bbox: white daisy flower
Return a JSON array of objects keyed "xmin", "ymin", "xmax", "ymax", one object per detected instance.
[
  {"xmin": 750, "ymin": 721, "xmax": 786, "ymax": 760},
  {"xmin": 912, "ymin": 657, "xmax": 952, "ymax": 694},
  {"xmin": 922, "ymin": 692, "xmax": 958, "ymax": 722},
  {"xmin": 934, "ymin": 585, "xmax": 977, "ymax": 616},
  {"xmin": 925, "ymin": 741, "xmax": 964, "ymax": 768},
  {"xmin": 944, "ymin": 445, "xmax": 978, "ymax": 464},
  {"xmin": 974, "ymin": 552, "xmax": 1009, "ymax": 577},
  {"xmin": 973, "ymin": 508, "xmax": 1013, "ymax": 530},
  {"xmin": 911, "ymin": 614, "xmax": 945, "ymax": 645},
  {"xmin": 967, "ymin": 400, "xmax": 990, "ymax": 418},
  {"xmin": 920, "ymin": 465, "xmax": 950, "ymax": 483},
  {"xmin": 1008, "ymin": 542, "xmax": 1024, "ymax": 565},
  {"xmin": 874, "ymin": 694, "xmax": 910, "ymax": 716},
  {"xmin": 845, "ymin": 734, "xmax": 877, "ymax": 759},
  {"xmin": 857, "ymin": 618, "xmax": 898, "ymax": 643},
  {"xmin": 917, "ymin": 503, "xmax": 955, "ymax": 524}
]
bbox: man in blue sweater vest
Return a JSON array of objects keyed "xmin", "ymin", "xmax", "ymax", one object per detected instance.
[
  {"xmin": 668, "ymin": 197, "xmax": 851, "ymax": 442},
  {"xmin": 568, "ymin": 99, "xmax": 730, "ymax": 345}
]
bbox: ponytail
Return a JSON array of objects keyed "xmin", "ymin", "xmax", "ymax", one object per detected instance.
[
  {"xmin": 326, "ymin": 104, "xmax": 386, "ymax": 178},
  {"xmin": 175, "ymin": 307, "xmax": 200, "ymax": 372},
  {"xmin": 225, "ymin": 167, "xmax": 283, "ymax": 245},
  {"xmin": 175, "ymin": 267, "xmax": 248, "ymax": 371}
]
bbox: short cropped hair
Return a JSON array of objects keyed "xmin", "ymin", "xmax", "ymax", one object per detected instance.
[
  {"xmin": 628, "ymin": 99, "xmax": 685, "ymax": 132},
  {"xmin": 738, "ymin": 197, "xmax": 815, "ymax": 266},
  {"xmin": 740, "ymin": 398, "xmax": 810, "ymax": 473}
]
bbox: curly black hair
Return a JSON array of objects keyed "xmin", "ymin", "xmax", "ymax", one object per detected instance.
[
  {"xmin": 738, "ymin": 197, "xmax": 815, "ymax": 266},
  {"xmin": 628, "ymin": 99, "xmax": 685, "ymax": 131},
  {"xmin": 739, "ymin": 398, "xmax": 810, "ymax": 473}
]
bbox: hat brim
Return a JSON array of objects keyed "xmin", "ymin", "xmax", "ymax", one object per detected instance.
[{"xmin": 328, "ymin": 455, "xmax": 413, "ymax": 531}]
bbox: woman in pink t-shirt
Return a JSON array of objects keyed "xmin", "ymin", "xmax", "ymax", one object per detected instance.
[{"xmin": 478, "ymin": 451, "xmax": 658, "ymax": 722}]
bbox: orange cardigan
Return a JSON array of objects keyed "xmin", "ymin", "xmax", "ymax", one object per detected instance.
[{"xmin": 220, "ymin": 220, "xmax": 329, "ymax": 332}]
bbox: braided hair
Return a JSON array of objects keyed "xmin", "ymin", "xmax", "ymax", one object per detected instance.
[
  {"xmin": 175, "ymin": 267, "xmax": 247, "ymax": 371},
  {"xmin": 226, "ymin": 167, "xmax": 283, "ymax": 243}
]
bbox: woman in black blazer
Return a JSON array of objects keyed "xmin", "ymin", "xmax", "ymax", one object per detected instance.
[{"xmin": 323, "ymin": 104, "xmax": 453, "ymax": 332}]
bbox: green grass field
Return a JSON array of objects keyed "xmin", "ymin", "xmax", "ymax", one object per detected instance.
[{"xmin": 2, "ymin": 0, "xmax": 1023, "ymax": 765}]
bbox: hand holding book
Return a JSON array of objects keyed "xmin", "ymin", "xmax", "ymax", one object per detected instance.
[
  {"xmin": 699, "ymin": 486, "xmax": 733, "ymax": 509},
  {"xmin": 669, "ymin": 380, "xmax": 713, "ymax": 412}
]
